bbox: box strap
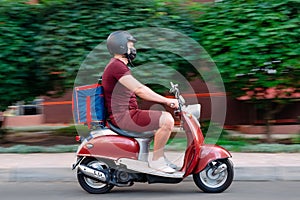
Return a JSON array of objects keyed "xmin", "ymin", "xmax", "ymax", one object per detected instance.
[{"xmin": 86, "ymin": 96, "xmax": 92, "ymax": 128}]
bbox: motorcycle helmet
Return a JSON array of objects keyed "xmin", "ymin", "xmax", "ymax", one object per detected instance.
[{"xmin": 106, "ymin": 30, "xmax": 137, "ymax": 55}]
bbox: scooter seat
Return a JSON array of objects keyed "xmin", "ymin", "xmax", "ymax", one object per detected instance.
[{"xmin": 107, "ymin": 121, "xmax": 154, "ymax": 138}]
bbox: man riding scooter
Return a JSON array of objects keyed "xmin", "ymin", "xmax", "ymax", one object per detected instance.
[
  {"xmin": 102, "ymin": 30, "xmax": 178, "ymax": 173},
  {"xmin": 73, "ymin": 30, "xmax": 234, "ymax": 194}
]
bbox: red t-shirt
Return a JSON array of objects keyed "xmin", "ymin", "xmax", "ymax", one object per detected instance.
[
  {"xmin": 102, "ymin": 58, "xmax": 162, "ymax": 132},
  {"xmin": 102, "ymin": 58, "xmax": 138, "ymax": 118}
]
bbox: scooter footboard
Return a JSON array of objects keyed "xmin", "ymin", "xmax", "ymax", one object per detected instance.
[{"xmin": 194, "ymin": 144, "xmax": 232, "ymax": 173}]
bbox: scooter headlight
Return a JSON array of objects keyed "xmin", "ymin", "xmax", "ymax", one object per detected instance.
[{"xmin": 183, "ymin": 104, "xmax": 201, "ymax": 120}]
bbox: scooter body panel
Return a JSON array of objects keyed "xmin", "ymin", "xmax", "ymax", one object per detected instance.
[
  {"xmin": 180, "ymin": 112, "xmax": 203, "ymax": 177},
  {"xmin": 180, "ymin": 112, "xmax": 231, "ymax": 176},
  {"xmin": 194, "ymin": 144, "xmax": 232, "ymax": 173},
  {"xmin": 77, "ymin": 135, "xmax": 140, "ymax": 160}
]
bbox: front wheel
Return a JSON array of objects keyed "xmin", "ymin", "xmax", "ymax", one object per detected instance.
[{"xmin": 193, "ymin": 159, "xmax": 234, "ymax": 193}]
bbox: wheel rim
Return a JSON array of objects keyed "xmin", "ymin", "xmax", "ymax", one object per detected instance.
[
  {"xmin": 83, "ymin": 160, "xmax": 109, "ymax": 189},
  {"xmin": 199, "ymin": 162, "xmax": 228, "ymax": 189}
]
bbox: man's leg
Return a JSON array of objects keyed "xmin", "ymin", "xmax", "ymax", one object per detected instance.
[
  {"xmin": 152, "ymin": 111, "xmax": 174, "ymax": 160},
  {"xmin": 149, "ymin": 111, "xmax": 175, "ymax": 173}
]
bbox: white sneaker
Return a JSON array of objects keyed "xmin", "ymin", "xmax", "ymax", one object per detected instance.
[
  {"xmin": 149, "ymin": 157, "xmax": 176, "ymax": 173},
  {"xmin": 164, "ymin": 156, "xmax": 178, "ymax": 170}
]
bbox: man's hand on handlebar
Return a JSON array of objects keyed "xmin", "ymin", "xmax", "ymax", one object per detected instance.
[{"xmin": 166, "ymin": 98, "xmax": 179, "ymax": 109}]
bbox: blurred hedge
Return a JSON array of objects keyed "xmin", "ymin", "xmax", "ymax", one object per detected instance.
[
  {"xmin": 190, "ymin": 0, "xmax": 300, "ymax": 97},
  {"xmin": 0, "ymin": 0, "xmax": 196, "ymax": 110},
  {"xmin": 1, "ymin": 0, "xmax": 299, "ymax": 110}
]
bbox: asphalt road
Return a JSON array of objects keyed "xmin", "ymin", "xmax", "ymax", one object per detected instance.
[{"xmin": 0, "ymin": 181, "xmax": 299, "ymax": 200}]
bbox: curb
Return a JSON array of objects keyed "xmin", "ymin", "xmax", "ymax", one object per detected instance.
[
  {"xmin": 234, "ymin": 166, "xmax": 300, "ymax": 181},
  {"xmin": 0, "ymin": 168, "xmax": 75, "ymax": 182},
  {"xmin": 1, "ymin": 166, "xmax": 300, "ymax": 182}
]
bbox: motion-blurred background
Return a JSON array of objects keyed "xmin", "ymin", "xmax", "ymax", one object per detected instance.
[{"xmin": 0, "ymin": 0, "xmax": 299, "ymax": 152}]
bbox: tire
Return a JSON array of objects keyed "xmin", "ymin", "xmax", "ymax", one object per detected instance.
[
  {"xmin": 193, "ymin": 159, "xmax": 234, "ymax": 193},
  {"xmin": 77, "ymin": 157, "xmax": 114, "ymax": 194}
]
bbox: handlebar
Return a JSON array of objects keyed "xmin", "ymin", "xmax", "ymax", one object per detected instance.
[{"xmin": 169, "ymin": 82, "xmax": 185, "ymax": 108}]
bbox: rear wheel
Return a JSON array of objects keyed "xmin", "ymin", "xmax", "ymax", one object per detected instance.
[
  {"xmin": 77, "ymin": 158, "xmax": 114, "ymax": 194},
  {"xmin": 193, "ymin": 159, "xmax": 234, "ymax": 193}
]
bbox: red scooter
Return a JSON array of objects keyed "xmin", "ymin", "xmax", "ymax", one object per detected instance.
[{"xmin": 72, "ymin": 82, "xmax": 234, "ymax": 194}]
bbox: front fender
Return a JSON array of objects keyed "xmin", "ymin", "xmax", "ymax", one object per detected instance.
[{"xmin": 194, "ymin": 144, "xmax": 232, "ymax": 173}]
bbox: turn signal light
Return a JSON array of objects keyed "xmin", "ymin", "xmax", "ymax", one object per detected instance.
[{"xmin": 75, "ymin": 136, "xmax": 81, "ymax": 142}]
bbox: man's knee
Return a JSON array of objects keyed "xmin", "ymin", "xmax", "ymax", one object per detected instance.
[{"xmin": 159, "ymin": 112, "xmax": 174, "ymax": 131}]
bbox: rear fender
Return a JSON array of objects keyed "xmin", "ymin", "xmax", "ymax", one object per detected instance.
[{"xmin": 194, "ymin": 144, "xmax": 231, "ymax": 173}]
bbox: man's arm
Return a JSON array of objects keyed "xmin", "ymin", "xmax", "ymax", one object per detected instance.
[{"xmin": 119, "ymin": 75, "xmax": 178, "ymax": 108}]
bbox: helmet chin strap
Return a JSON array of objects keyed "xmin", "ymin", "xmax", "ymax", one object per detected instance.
[
  {"xmin": 125, "ymin": 54, "xmax": 135, "ymax": 68},
  {"xmin": 127, "ymin": 57, "xmax": 135, "ymax": 68},
  {"xmin": 124, "ymin": 47, "xmax": 136, "ymax": 68}
]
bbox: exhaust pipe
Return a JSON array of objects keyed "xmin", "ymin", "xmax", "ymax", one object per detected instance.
[{"xmin": 78, "ymin": 164, "xmax": 108, "ymax": 182}]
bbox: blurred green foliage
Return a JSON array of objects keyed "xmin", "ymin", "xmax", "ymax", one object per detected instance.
[
  {"xmin": 0, "ymin": 0, "xmax": 299, "ymax": 112},
  {"xmin": 292, "ymin": 133, "xmax": 300, "ymax": 144},
  {"xmin": 52, "ymin": 125, "xmax": 77, "ymax": 137},
  {"xmin": 0, "ymin": 0, "xmax": 196, "ymax": 110},
  {"xmin": 0, "ymin": 128, "xmax": 7, "ymax": 141},
  {"xmin": 190, "ymin": 0, "xmax": 300, "ymax": 97},
  {"xmin": 190, "ymin": 0, "xmax": 299, "ymax": 140}
]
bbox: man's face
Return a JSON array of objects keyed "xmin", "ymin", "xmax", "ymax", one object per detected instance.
[
  {"xmin": 127, "ymin": 41, "xmax": 135, "ymax": 54},
  {"xmin": 126, "ymin": 41, "xmax": 137, "ymax": 61}
]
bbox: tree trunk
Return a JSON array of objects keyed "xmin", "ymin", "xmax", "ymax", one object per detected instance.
[
  {"xmin": 264, "ymin": 103, "xmax": 286, "ymax": 143},
  {"xmin": 264, "ymin": 107, "xmax": 273, "ymax": 143}
]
